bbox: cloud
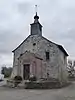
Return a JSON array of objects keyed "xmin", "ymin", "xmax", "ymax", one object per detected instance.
[
  {"xmin": 0, "ymin": 0, "xmax": 32, "ymax": 67},
  {"xmin": 0, "ymin": 0, "xmax": 75, "ymax": 67},
  {"xmin": 17, "ymin": 2, "xmax": 31, "ymax": 14}
]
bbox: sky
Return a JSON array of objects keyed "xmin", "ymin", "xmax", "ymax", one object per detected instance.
[{"xmin": 0, "ymin": 0, "xmax": 75, "ymax": 68}]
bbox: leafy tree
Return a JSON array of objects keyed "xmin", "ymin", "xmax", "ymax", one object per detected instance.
[{"xmin": 1, "ymin": 66, "xmax": 12, "ymax": 78}]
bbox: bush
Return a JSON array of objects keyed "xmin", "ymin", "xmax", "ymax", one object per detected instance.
[
  {"xmin": 13, "ymin": 76, "xmax": 22, "ymax": 87},
  {"xmin": 25, "ymin": 81, "xmax": 62, "ymax": 89},
  {"xmin": 29, "ymin": 76, "xmax": 36, "ymax": 81},
  {"xmin": 14, "ymin": 76, "xmax": 22, "ymax": 81}
]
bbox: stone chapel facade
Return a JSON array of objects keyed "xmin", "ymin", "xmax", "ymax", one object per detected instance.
[{"xmin": 11, "ymin": 12, "xmax": 68, "ymax": 83}]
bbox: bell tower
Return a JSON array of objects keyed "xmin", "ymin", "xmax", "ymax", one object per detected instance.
[{"xmin": 30, "ymin": 5, "xmax": 42, "ymax": 36}]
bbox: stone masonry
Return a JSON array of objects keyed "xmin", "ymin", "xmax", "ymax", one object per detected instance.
[{"xmin": 11, "ymin": 12, "xmax": 68, "ymax": 83}]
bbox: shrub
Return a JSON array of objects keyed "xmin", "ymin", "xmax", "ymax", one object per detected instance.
[
  {"xmin": 14, "ymin": 76, "xmax": 22, "ymax": 81},
  {"xmin": 29, "ymin": 76, "xmax": 36, "ymax": 81},
  {"xmin": 13, "ymin": 76, "xmax": 22, "ymax": 87}
]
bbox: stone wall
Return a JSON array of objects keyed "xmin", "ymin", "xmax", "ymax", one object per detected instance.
[
  {"xmin": 57, "ymin": 49, "xmax": 68, "ymax": 83},
  {"xmin": 17, "ymin": 52, "xmax": 42, "ymax": 79},
  {"xmin": 11, "ymin": 35, "xmax": 68, "ymax": 82}
]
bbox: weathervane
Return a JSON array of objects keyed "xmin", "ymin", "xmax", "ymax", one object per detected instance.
[
  {"xmin": 35, "ymin": 5, "xmax": 38, "ymax": 14},
  {"xmin": 34, "ymin": 5, "xmax": 39, "ymax": 20}
]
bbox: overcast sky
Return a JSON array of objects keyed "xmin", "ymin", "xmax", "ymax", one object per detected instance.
[{"xmin": 0, "ymin": 0, "xmax": 75, "ymax": 67}]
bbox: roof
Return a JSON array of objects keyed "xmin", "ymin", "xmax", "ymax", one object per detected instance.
[
  {"xmin": 12, "ymin": 35, "xmax": 69, "ymax": 56},
  {"xmin": 42, "ymin": 36, "xmax": 69, "ymax": 56},
  {"xmin": 57, "ymin": 45, "xmax": 68, "ymax": 56},
  {"xmin": 30, "ymin": 22, "xmax": 42, "ymax": 27}
]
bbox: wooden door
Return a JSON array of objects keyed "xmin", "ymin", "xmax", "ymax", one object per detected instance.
[{"xmin": 23, "ymin": 64, "xmax": 30, "ymax": 80}]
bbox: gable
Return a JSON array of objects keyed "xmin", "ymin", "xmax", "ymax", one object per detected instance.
[{"xmin": 12, "ymin": 35, "xmax": 68, "ymax": 56}]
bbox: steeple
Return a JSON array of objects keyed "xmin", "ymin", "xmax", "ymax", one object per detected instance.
[
  {"xmin": 30, "ymin": 5, "xmax": 42, "ymax": 36},
  {"xmin": 34, "ymin": 12, "xmax": 39, "ymax": 23}
]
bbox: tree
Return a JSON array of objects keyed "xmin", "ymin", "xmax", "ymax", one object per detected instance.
[
  {"xmin": 68, "ymin": 60, "xmax": 72, "ymax": 68},
  {"xmin": 73, "ymin": 60, "xmax": 75, "ymax": 68},
  {"xmin": 68, "ymin": 59, "xmax": 75, "ymax": 78},
  {"xmin": 1, "ymin": 66, "xmax": 12, "ymax": 78}
]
